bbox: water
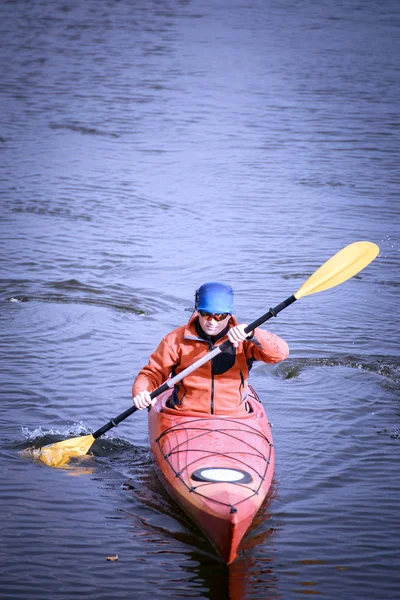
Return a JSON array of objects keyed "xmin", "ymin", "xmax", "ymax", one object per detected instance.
[{"xmin": 0, "ymin": 0, "xmax": 399, "ymax": 598}]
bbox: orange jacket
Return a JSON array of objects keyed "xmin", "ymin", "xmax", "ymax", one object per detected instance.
[{"xmin": 132, "ymin": 315, "xmax": 289, "ymax": 415}]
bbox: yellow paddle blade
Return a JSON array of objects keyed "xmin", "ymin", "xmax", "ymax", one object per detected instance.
[
  {"xmin": 295, "ymin": 241, "xmax": 379, "ymax": 300},
  {"xmin": 26, "ymin": 434, "xmax": 96, "ymax": 468}
]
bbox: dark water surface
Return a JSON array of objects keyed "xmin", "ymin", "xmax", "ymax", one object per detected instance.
[{"xmin": 1, "ymin": 0, "xmax": 399, "ymax": 598}]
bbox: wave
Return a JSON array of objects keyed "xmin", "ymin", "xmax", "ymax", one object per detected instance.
[
  {"xmin": 275, "ymin": 355, "xmax": 400, "ymax": 386},
  {"xmin": 49, "ymin": 122, "xmax": 120, "ymax": 138},
  {"xmin": 298, "ymin": 177, "xmax": 353, "ymax": 189},
  {"xmin": 7, "ymin": 292, "xmax": 146, "ymax": 315},
  {"xmin": 11, "ymin": 204, "xmax": 92, "ymax": 221},
  {"xmin": 377, "ymin": 428, "xmax": 400, "ymax": 440}
]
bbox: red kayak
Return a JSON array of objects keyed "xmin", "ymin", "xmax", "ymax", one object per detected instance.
[{"xmin": 148, "ymin": 386, "xmax": 274, "ymax": 563}]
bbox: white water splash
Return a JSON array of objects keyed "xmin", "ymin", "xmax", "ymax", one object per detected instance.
[{"xmin": 21, "ymin": 421, "xmax": 91, "ymax": 441}]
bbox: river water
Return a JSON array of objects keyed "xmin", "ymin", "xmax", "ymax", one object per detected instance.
[{"xmin": 0, "ymin": 0, "xmax": 399, "ymax": 598}]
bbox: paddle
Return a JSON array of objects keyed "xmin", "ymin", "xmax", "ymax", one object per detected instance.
[{"xmin": 30, "ymin": 241, "xmax": 379, "ymax": 468}]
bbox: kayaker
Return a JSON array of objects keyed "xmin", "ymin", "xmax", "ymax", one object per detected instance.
[{"xmin": 132, "ymin": 282, "xmax": 289, "ymax": 415}]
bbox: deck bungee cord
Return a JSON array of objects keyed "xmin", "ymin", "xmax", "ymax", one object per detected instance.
[{"xmin": 155, "ymin": 416, "xmax": 273, "ymax": 514}]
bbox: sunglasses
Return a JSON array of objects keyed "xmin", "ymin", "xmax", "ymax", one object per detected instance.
[{"xmin": 199, "ymin": 310, "xmax": 229, "ymax": 322}]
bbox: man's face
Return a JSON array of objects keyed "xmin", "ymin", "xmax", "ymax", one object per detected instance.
[{"xmin": 198, "ymin": 312, "xmax": 230, "ymax": 336}]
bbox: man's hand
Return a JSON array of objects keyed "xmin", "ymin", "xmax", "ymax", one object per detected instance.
[
  {"xmin": 228, "ymin": 324, "xmax": 252, "ymax": 348},
  {"xmin": 133, "ymin": 390, "xmax": 154, "ymax": 410}
]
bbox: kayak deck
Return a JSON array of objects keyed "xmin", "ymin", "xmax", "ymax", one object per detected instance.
[{"xmin": 148, "ymin": 386, "xmax": 274, "ymax": 563}]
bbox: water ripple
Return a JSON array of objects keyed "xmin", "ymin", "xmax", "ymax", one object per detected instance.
[{"xmin": 275, "ymin": 355, "xmax": 400, "ymax": 387}]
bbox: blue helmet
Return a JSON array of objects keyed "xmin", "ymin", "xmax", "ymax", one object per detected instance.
[{"xmin": 195, "ymin": 281, "xmax": 234, "ymax": 314}]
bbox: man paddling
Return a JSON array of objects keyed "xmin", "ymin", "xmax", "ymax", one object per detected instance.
[
  {"xmin": 132, "ymin": 282, "xmax": 289, "ymax": 415},
  {"xmin": 30, "ymin": 243, "xmax": 378, "ymax": 467}
]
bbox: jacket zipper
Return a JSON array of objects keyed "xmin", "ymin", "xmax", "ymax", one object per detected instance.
[{"xmin": 209, "ymin": 341, "xmax": 215, "ymax": 414}]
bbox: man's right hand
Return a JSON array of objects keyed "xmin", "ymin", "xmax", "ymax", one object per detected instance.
[{"xmin": 133, "ymin": 390, "xmax": 154, "ymax": 410}]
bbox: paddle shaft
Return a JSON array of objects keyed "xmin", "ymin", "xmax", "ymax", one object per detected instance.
[{"xmin": 92, "ymin": 294, "xmax": 296, "ymax": 440}]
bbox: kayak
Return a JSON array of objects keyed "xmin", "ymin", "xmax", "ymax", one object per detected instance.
[{"xmin": 148, "ymin": 386, "xmax": 274, "ymax": 563}]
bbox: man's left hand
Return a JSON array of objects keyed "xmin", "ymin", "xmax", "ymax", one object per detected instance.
[{"xmin": 228, "ymin": 324, "xmax": 252, "ymax": 348}]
